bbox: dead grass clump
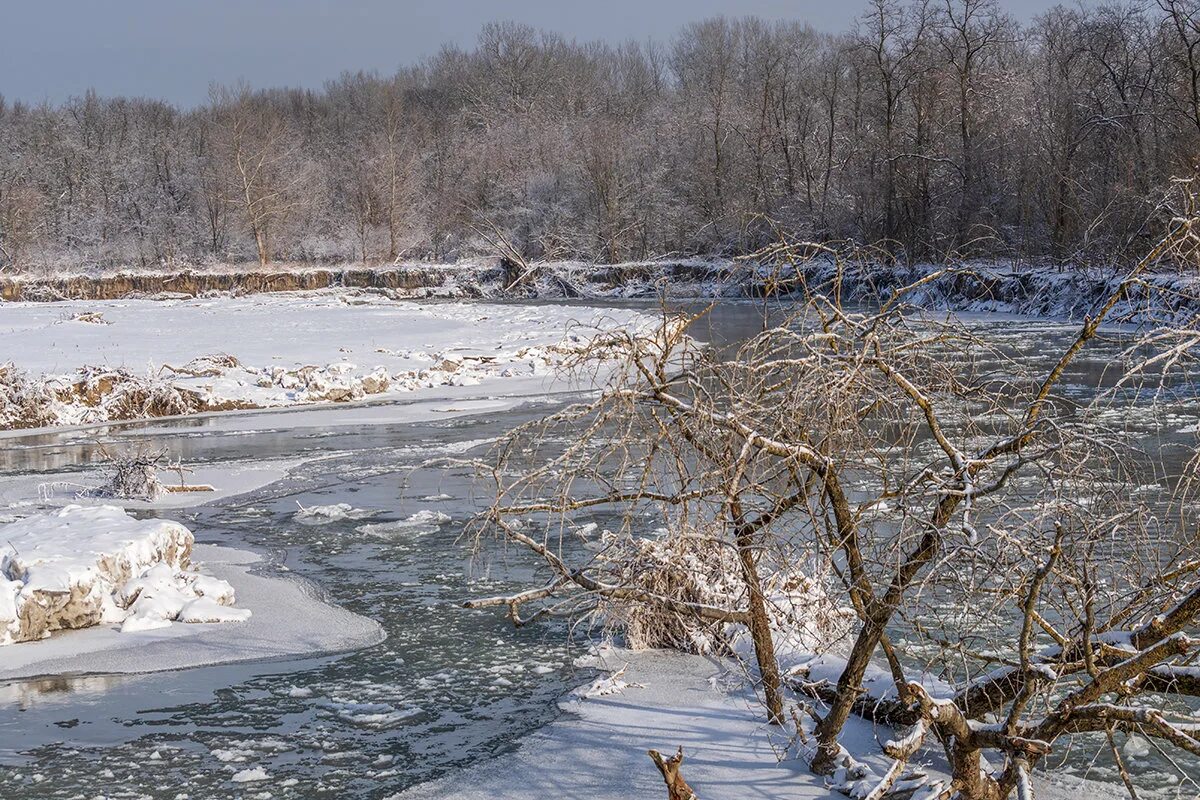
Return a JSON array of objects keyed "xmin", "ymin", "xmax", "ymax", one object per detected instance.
[
  {"xmin": 105, "ymin": 378, "xmax": 202, "ymax": 420},
  {"xmin": 597, "ymin": 530, "xmax": 743, "ymax": 654},
  {"xmin": 65, "ymin": 367, "xmax": 203, "ymax": 420},
  {"xmin": 69, "ymin": 366, "xmax": 126, "ymax": 406},
  {"xmin": 0, "ymin": 363, "xmax": 59, "ymax": 429},
  {"xmin": 161, "ymin": 353, "xmax": 240, "ymax": 378},
  {"xmin": 68, "ymin": 311, "xmax": 109, "ymax": 324}
]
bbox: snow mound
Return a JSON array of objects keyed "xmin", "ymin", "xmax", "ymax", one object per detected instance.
[{"xmin": 0, "ymin": 505, "xmax": 249, "ymax": 644}]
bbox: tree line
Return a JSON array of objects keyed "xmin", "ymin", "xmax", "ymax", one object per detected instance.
[{"xmin": 3, "ymin": 0, "xmax": 1200, "ymax": 273}]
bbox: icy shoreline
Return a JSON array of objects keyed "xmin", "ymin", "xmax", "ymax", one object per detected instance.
[
  {"xmin": 4, "ymin": 258, "xmax": 1196, "ymax": 325},
  {"xmin": 399, "ymin": 646, "xmax": 1127, "ymax": 800}
]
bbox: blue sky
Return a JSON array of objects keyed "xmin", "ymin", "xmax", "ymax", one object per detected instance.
[{"xmin": 2, "ymin": 0, "xmax": 1074, "ymax": 107}]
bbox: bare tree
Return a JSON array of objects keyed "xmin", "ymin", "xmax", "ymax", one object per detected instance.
[
  {"xmin": 209, "ymin": 86, "xmax": 309, "ymax": 268},
  {"xmin": 460, "ymin": 182, "xmax": 1200, "ymax": 798},
  {"xmin": 0, "ymin": 182, "xmax": 44, "ymax": 270}
]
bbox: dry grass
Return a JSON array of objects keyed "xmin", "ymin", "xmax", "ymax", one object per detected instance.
[{"xmin": 0, "ymin": 363, "xmax": 59, "ymax": 429}]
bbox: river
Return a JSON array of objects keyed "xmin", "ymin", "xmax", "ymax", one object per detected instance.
[{"xmin": 0, "ymin": 300, "xmax": 1195, "ymax": 799}]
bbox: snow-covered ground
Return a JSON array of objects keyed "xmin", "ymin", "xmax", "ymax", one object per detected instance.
[
  {"xmin": 0, "ymin": 292, "xmax": 654, "ymax": 430},
  {"xmin": 0, "ymin": 543, "xmax": 383, "ymax": 681},
  {"xmin": 0, "ymin": 505, "xmax": 245, "ymax": 645},
  {"xmin": 400, "ymin": 646, "xmax": 1126, "ymax": 800}
]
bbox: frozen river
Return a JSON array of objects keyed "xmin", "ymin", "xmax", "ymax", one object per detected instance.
[{"xmin": 0, "ymin": 301, "xmax": 1196, "ymax": 798}]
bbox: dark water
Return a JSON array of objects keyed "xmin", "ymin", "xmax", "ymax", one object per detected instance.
[
  {"xmin": 0, "ymin": 301, "xmax": 1196, "ymax": 799},
  {"xmin": 0, "ymin": 403, "xmax": 598, "ymax": 800}
]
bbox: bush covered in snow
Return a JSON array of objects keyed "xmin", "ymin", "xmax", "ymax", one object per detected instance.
[
  {"xmin": 0, "ymin": 363, "xmax": 59, "ymax": 430},
  {"xmin": 595, "ymin": 528, "xmax": 853, "ymax": 658},
  {"xmin": 85, "ymin": 448, "xmax": 174, "ymax": 502}
]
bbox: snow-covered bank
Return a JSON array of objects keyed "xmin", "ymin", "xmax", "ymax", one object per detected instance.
[
  {"xmin": 0, "ymin": 292, "xmax": 654, "ymax": 430},
  {"xmin": 6, "ymin": 258, "xmax": 1197, "ymax": 326},
  {"xmin": 0, "ymin": 543, "xmax": 384, "ymax": 680},
  {"xmin": 0, "ymin": 505, "xmax": 245, "ymax": 645},
  {"xmin": 400, "ymin": 647, "xmax": 1126, "ymax": 800},
  {"xmin": 0, "ymin": 259, "xmax": 726, "ymax": 303},
  {"xmin": 769, "ymin": 261, "xmax": 1200, "ymax": 325},
  {"xmin": 474, "ymin": 258, "xmax": 1200, "ymax": 325}
]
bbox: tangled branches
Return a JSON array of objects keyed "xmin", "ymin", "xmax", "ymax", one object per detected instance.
[{"xmin": 461, "ymin": 181, "xmax": 1200, "ymax": 799}]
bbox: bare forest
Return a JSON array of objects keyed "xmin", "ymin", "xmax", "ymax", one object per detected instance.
[{"xmin": 6, "ymin": 0, "xmax": 1200, "ymax": 273}]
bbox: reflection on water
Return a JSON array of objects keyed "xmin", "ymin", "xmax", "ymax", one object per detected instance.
[
  {"xmin": 0, "ymin": 675, "xmax": 130, "ymax": 711},
  {"xmin": 0, "ymin": 301, "xmax": 1196, "ymax": 798}
]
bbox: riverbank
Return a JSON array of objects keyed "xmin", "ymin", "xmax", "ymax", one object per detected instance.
[
  {"xmin": 400, "ymin": 646, "xmax": 1128, "ymax": 800},
  {"xmin": 4, "ymin": 258, "xmax": 1196, "ymax": 325},
  {"xmin": 0, "ymin": 259, "xmax": 727, "ymax": 302},
  {"xmin": 0, "ymin": 292, "xmax": 653, "ymax": 431}
]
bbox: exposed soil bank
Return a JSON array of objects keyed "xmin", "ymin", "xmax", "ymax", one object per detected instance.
[
  {"xmin": 0, "ymin": 260, "xmax": 725, "ymax": 302},
  {"xmin": 5, "ymin": 259, "xmax": 1198, "ymax": 324},
  {"xmin": 0, "ymin": 265, "xmax": 458, "ymax": 301}
]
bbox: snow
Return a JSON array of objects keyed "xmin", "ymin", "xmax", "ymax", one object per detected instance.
[
  {"xmin": 570, "ymin": 664, "xmax": 640, "ymax": 699},
  {"xmin": 0, "ymin": 543, "xmax": 384, "ymax": 681},
  {"xmin": 0, "ymin": 505, "xmax": 251, "ymax": 645},
  {"xmin": 0, "ymin": 291, "xmax": 655, "ymax": 431},
  {"xmin": 398, "ymin": 646, "xmax": 1128, "ymax": 800},
  {"xmin": 177, "ymin": 596, "xmax": 253, "ymax": 624}
]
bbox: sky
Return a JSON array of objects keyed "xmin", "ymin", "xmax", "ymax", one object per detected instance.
[{"xmin": 2, "ymin": 0, "xmax": 1074, "ymax": 108}]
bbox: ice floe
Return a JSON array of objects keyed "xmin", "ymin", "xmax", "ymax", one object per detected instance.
[
  {"xmin": 356, "ymin": 510, "xmax": 452, "ymax": 537},
  {"xmin": 294, "ymin": 502, "xmax": 378, "ymax": 524}
]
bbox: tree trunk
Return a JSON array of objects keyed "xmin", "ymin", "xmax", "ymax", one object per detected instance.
[
  {"xmin": 811, "ymin": 618, "xmax": 883, "ymax": 772},
  {"xmin": 253, "ymin": 225, "xmax": 270, "ymax": 268},
  {"xmin": 735, "ymin": 527, "xmax": 784, "ymax": 724}
]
